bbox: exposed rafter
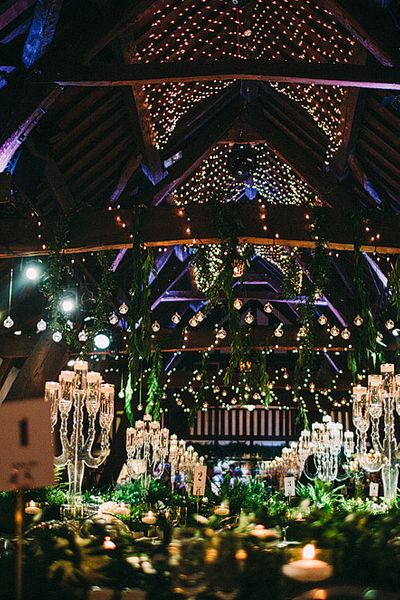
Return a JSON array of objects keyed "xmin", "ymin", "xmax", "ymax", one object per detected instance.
[
  {"xmin": 1, "ymin": 204, "xmax": 400, "ymax": 257},
  {"xmin": 46, "ymin": 60, "xmax": 400, "ymax": 90}
]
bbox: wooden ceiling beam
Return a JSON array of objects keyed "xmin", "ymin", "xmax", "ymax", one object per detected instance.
[
  {"xmin": 330, "ymin": 45, "xmax": 369, "ymax": 180},
  {"xmin": 46, "ymin": 60, "xmax": 400, "ymax": 89},
  {"xmin": 315, "ymin": 0, "xmax": 399, "ymax": 67},
  {"xmin": 2, "ymin": 203, "xmax": 400, "ymax": 257},
  {"xmin": 0, "ymin": 0, "xmax": 150, "ymax": 171},
  {"xmin": 245, "ymin": 102, "xmax": 357, "ymax": 211}
]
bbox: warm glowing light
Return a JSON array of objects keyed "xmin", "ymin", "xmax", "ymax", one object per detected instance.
[{"xmin": 302, "ymin": 544, "xmax": 316, "ymax": 560}]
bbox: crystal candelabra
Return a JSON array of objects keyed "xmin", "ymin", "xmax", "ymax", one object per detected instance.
[
  {"xmin": 298, "ymin": 415, "xmax": 354, "ymax": 483},
  {"xmin": 126, "ymin": 415, "xmax": 169, "ymax": 482},
  {"xmin": 353, "ymin": 363, "xmax": 400, "ymax": 501},
  {"xmin": 261, "ymin": 442, "xmax": 301, "ymax": 489},
  {"xmin": 126, "ymin": 415, "xmax": 204, "ymax": 491},
  {"xmin": 45, "ymin": 361, "xmax": 114, "ymax": 504}
]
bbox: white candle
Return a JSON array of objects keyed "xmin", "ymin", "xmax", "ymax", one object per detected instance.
[
  {"xmin": 114, "ymin": 503, "xmax": 130, "ymax": 516},
  {"xmin": 103, "ymin": 536, "xmax": 116, "ymax": 550},
  {"xmin": 141, "ymin": 510, "xmax": 157, "ymax": 525},
  {"xmin": 249, "ymin": 524, "xmax": 279, "ymax": 540},
  {"xmin": 25, "ymin": 500, "xmax": 40, "ymax": 515},
  {"xmin": 214, "ymin": 502, "xmax": 229, "ymax": 516},
  {"xmin": 282, "ymin": 544, "xmax": 333, "ymax": 582}
]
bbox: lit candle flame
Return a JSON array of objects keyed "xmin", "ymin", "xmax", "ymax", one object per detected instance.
[{"xmin": 302, "ymin": 544, "xmax": 316, "ymax": 560}]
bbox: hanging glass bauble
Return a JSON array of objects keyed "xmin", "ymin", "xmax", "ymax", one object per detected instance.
[
  {"xmin": 263, "ymin": 302, "xmax": 273, "ymax": 314},
  {"xmin": 298, "ymin": 326, "xmax": 307, "ymax": 338},
  {"xmin": 118, "ymin": 388, "xmax": 125, "ymax": 399},
  {"xmin": 385, "ymin": 319, "xmax": 395, "ymax": 331},
  {"xmin": 244, "ymin": 311, "xmax": 254, "ymax": 324},
  {"xmin": 330, "ymin": 325, "xmax": 340, "ymax": 337},
  {"xmin": 78, "ymin": 330, "xmax": 88, "ymax": 342},
  {"xmin": 354, "ymin": 314, "xmax": 363, "ymax": 327},
  {"xmin": 274, "ymin": 324, "xmax": 284, "ymax": 337},
  {"xmin": 309, "ymin": 382, "xmax": 315, "ymax": 393},
  {"xmin": 119, "ymin": 302, "xmax": 129, "ymax": 315},
  {"xmin": 36, "ymin": 319, "xmax": 47, "ymax": 332},
  {"xmin": 214, "ymin": 386, "xmax": 220, "ymax": 394},
  {"xmin": 341, "ymin": 328, "xmax": 351, "ymax": 340},
  {"xmin": 151, "ymin": 321, "xmax": 161, "ymax": 332},
  {"xmin": 52, "ymin": 331, "xmax": 62, "ymax": 343},
  {"xmin": 233, "ymin": 298, "xmax": 243, "ymax": 310},
  {"xmin": 109, "ymin": 312, "xmax": 119, "ymax": 325},
  {"xmin": 171, "ymin": 312, "xmax": 181, "ymax": 325},
  {"xmin": 196, "ymin": 311, "xmax": 205, "ymax": 323},
  {"xmin": 189, "ymin": 316, "xmax": 198, "ymax": 327},
  {"xmin": 318, "ymin": 314, "xmax": 328, "ymax": 326},
  {"xmin": 216, "ymin": 327, "xmax": 227, "ymax": 339},
  {"xmin": 3, "ymin": 316, "xmax": 14, "ymax": 328}
]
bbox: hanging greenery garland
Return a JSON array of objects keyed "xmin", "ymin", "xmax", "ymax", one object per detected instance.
[
  {"xmin": 145, "ymin": 347, "xmax": 163, "ymax": 421},
  {"xmin": 125, "ymin": 207, "xmax": 157, "ymax": 421},
  {"xmin": 349, "ymin": 212, "xmax": 380, "ymax": 378}
]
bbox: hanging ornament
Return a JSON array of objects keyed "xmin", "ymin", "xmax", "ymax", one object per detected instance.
[
  {"xmin": 233, "ymin": 298, "xmax": 243, "ymax": 310},
  {"xmin": 341, "ymin": 328, "xmax": 351, "ymax": 340},
  {"xmin": 171, "ymin": 312, "xmax": 181, "ymax": 325},
  {"xmin": 298, "ymin": 325, "xmax": 307, "ymax": 338},
  {"xmin": 214, "ymin": 386, "xmax": 220, "ymax": 394},
  {"xmin": 216, "ymin": 327, "xmax": 227, "ymax": 339},
  {"xmin": 231, "ymin": 397, "xmax": 237, "ymax": 405},
  {"xmin": 283, "ymin": 368, "xmax": 289, "ymax": 380},
  {"xmin": 188, "ymin": 385, "xmax": 194, "ymax": 393},
  {"xmin": 314, "ymin": 289, "xmax": 322, "ymax": 301},
  {"xmin": 232, "ymin": 258, "xmax": 245, "ymax": 278},
  {"xmin": 222, "ymin": 389, "xmax": 228, "ymax": 397},
  {"xmin": 119, "ymin": 302, "xmax": 129, "ymax": 315},
  {"xmin": 274, "ymin": 324, "xmax": 284, "ymax": 337},
  {"xmin": 189, "ymin": 316, "xmax": 198, "ymax": 327},
  {"xmin": 78, "ymin": 330, "xmax": 88, "ymax": 342},
  {"xmin": 195, "ymin": 372, "xmax": 202, "ymax": 381},
  {"xmin": 244, "ymin": 311, "xmax": 254, "ymax": 325},
  {"xmin": 196, "ymin": 311, "xmax": 205, "ymax": 323},
  {"xmin": 151, "ymin": 321, "xmax": 161, "ymax": 332},
  {"xmin": 52, "ymin": 331, "xmax": 62, "ymax": 343},
  {"xmin": 385, "ymin": 319, "xmax": 395, "ymax": 331},
  {"xmin": 36, "ymin": 319, "xmax": 47, "ymax": 333},
  {"xmin": 109, "ymin": 312, "xmax": 119, "ymax": 326},
  {"xmin": 3, "ymin": 315, "xmax": 14, "ymax": 329},
  {"xmin": 330, "ymin": 325, "xmax": 340, "ymax": 337},
  {"xmin": 353, "ymin": 314, "xmax": 363, "ymax": 327},
  {"xmin": 309, "ymin": 382, "xmax": 316, "ymax": 393},
  {"xmin": 263, "ymin": 302, "xmax": 273, "ymax": 314},
  {"xmin": 4, "ymin": 268, "xmax": 14, "ymax": 330},
  {"xmin": 318, "ymin": 314, "xmax": 328, "ymax": 326}
]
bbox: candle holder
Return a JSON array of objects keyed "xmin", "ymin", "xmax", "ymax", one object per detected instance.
[
  {"xmin": 282, "ymin": 544, "xmax": 333, "ymax": 583},
  {"xmin": 46, "ymin": 361, "xmax": 114, "ymax": 509}
]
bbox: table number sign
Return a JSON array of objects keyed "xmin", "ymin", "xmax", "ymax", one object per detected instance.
[
  {"xmin": 0, "ymin": 399, "xmax": 54, "ymax": 491},
  {"xmin": 193, "ymin": 465, "xmax": 207, "ymax": 496},
  {"xmin": 284, "ymin": 476, "xmax": 296, "ymax": 497},
  {"xmin": 369, "ymin": 482, "xmax": 379, "ymax": 497}
]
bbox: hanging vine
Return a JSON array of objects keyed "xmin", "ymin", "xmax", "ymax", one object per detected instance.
[
  {"xmin": 145, "ymin": 347, "xmax": 163, "ymax": 421},
  {"xmin": 125, "ymin": 206, "xmax": 157, "ymax": 420},
  {"xmin": 349, "ymin": 212, "xmax": 380, "ymax": 379}
]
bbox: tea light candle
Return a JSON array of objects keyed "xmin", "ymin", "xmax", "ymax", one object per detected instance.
[
  {"xmin": 282, "ymin": 544, "xmax": 333, "ymax": 582},
  {"xmin": 295, "ymin": 513, "xmax": 304, "ymax": 522},
  {"xmin": 249, "ymin": 524, "xmax": 279, "ymax": 540},
  {"xmin": 25, "ymin": 500, "xmax": 40, "ymax": 515},
  {"xmin": 114, "ymin": 503, "xmax": 130, "ymax": 516},
  {"xmin": 103, "ymin": 536, "xmax": 116, "ymax": 550},
  {"xmin": 214, "ymin": 502, "xmax": 229, "ymax": 516},
  {"xmin": 142, "ymin": 510, "xmax": 157, "ymax": 525}
]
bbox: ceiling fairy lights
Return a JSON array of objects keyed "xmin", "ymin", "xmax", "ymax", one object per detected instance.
[
  {"xmin": 131, "ymin": 0, "xmax": 355, "ymax": 158},
  {"xmin": 174, "ymin": 144, "xmax": 317, "ymax": 206}
]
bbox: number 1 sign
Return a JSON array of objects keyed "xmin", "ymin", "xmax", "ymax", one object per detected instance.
[{"xmin": 0, "ymin": 398, "xmax": 54, "ymax": 492}]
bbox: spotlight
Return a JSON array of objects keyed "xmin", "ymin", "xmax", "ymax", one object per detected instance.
[
  {"xmin": 59, "ymin": 291, "xmax": 77, "ymax": 314},
  {"xmin": 94, "ymin": 332, "xmax": 110, "ymax": 350},
  {"xmin": 25, "ymin": 262, "xmax": 41, "ymax": 281}
]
